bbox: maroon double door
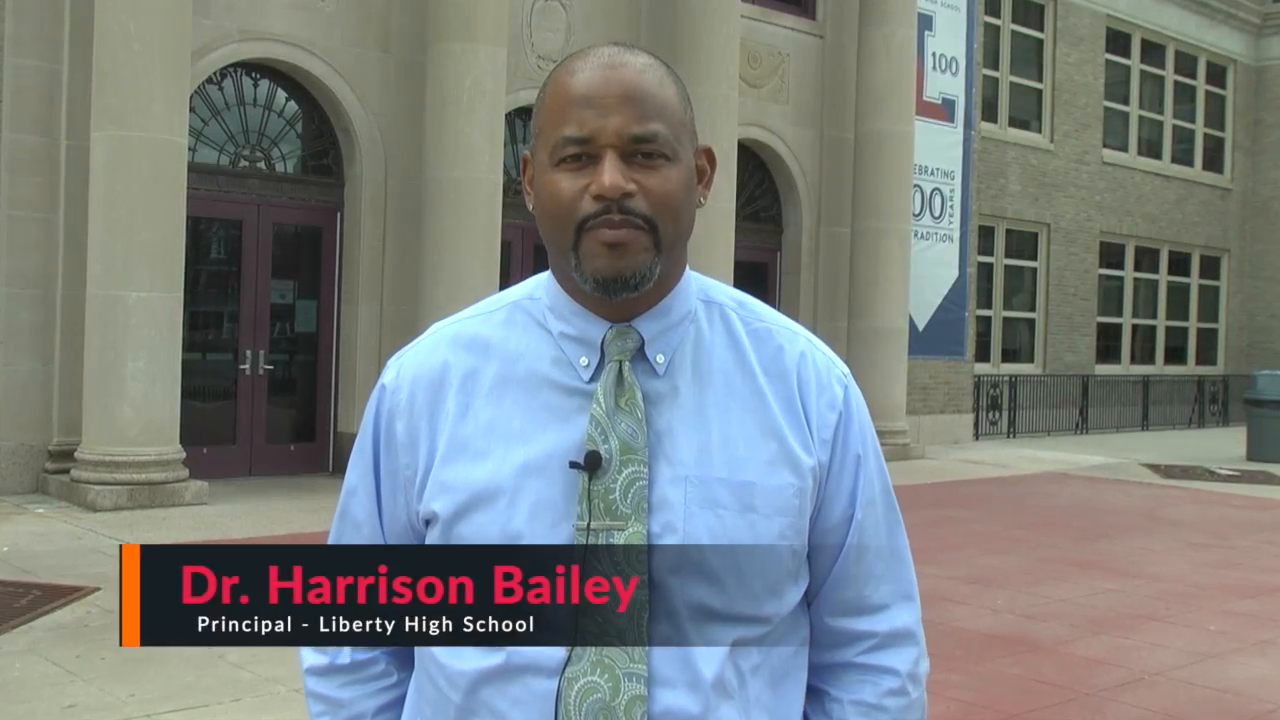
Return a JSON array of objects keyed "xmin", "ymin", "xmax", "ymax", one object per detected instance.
[
  {"xmin": 500, "ymin": 222, "xmax": 549, "ymax": 289},
  {"xmin": 180, "ymin": 196, "xmax": 339, "ymax": 479}
]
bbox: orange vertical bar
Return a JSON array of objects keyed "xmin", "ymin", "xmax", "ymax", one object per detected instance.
[{"xmin": 120, "ymin": 544, "xmax": 141, "ymax": 647}]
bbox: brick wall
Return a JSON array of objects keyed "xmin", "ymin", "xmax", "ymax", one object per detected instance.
[
  {"xmin": 908, "ymin": 360, "xmax": 973, "ymax": 415},
  {"xmin": 973, "ymin": 1, "xmax": 1254, "ymax": 376},
  {"xmin": 1247, "ymin": 62, "xmax": 1280, "ymax": 371}
]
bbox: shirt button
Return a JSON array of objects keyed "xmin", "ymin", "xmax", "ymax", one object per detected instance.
[
  {"xmin": 579, "ymin": 356, "xmax": 589, "ymax": 367},
  {"xmin": 655, "ymin": 354, "xmax": 666, "ymax": 364}
]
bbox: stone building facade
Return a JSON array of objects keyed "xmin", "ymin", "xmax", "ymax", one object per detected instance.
[
  {"xmin": 960, "ymin": 0, "xmax": 1279, "ymax": 440},
  {"xmin": 0, "ymin": 0, "xmax": 1274, "ymax": 507}
]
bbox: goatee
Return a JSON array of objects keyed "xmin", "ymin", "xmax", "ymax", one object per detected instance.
[{"xmin": 569, "ymin": 251, "xmax": 662, "ymax": 301}]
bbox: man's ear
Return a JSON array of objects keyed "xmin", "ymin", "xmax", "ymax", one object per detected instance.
[
  {"xmin": 520, "ymin": 150, "xmax": 535, "ymax": 211},
  {"xmin": 693, "ymin": 144, "xmax": 718, "ymax": 205}
]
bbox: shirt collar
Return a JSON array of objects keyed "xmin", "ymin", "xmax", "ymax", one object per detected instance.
[{"xmin": 540, "ymin": 267, "xmax": 697, "ymax": 382}]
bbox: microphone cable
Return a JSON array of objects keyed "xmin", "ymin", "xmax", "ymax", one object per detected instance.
[{"xmin": 554, "ymin": 450, "xmax": 601, "ymax": 720}]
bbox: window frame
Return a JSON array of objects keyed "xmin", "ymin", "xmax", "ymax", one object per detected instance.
[
  {"xmin": 974, "ymin": 218, "xmax": 1049, "ymax": 373},
  {"xmin": 1100, "ymin": 22, "xmax": 1233, "ymax": 180},
  {"xmin": 741, "ymin": 0, "xmax": 816, "ymax": 21},
  {"xmin": 980, "ymin": 0, "xmax": 1055, "ymax": 141},
  {"xmin": 1093, "ymin": 237, "xmax": 1227, "ymax": 374}
]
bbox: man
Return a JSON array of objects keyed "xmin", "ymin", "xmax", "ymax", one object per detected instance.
[{"xmin": 301, "ymin": 42, "xmax": 929, "ymax": 719}]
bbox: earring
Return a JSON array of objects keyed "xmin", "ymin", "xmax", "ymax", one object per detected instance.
[{"xmin": 697, "ymin": 196, "xmax": 707, "ymax": 207}]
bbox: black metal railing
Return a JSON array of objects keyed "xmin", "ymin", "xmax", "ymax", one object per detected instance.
[{"xmin": 973, "ymin": 373, "xmax": 1250, "ymax": 439}]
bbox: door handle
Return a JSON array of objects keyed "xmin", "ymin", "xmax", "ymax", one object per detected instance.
[
  {"xmin": 258, "ymin": 350, "xmax": 275, "ymax": 375},
  {"xmin": 238, "ymin": 349, "xmax": 252, "ymax": 376}
]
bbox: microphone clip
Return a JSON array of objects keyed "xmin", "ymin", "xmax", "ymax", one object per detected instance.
[{"xmin": 568, "ymin": 449, "xmax": 604, "ymax": 478}]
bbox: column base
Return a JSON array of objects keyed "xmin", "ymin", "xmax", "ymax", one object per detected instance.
[
  {"xmin": 880, "ymin": 442, "xmax": 925, "ymax": 462},
  {"xmin": 43, "ymin": 438, "xmax": 79, "ymax": 474},
  {"xmin": 876, "ymin": 423, "xmax": 925, "ymax": 462},
  {"xmin": 70, "ymin": 446, "xmax": 190, "ymax": 485},
  {"xmin": 50, "ymin": 445, "xmax": 208, "ymax": 510},
  {"xmin": 40, "ymin": 473, "xmax": 208, "ymax": 511}
]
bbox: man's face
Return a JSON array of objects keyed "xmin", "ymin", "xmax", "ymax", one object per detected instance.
[{"xmin": 522, "ymin": 63, "xmax": 716, "ymax": 301}]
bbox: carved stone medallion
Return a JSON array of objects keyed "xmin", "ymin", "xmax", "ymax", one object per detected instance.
[
  {"xmin": 739, "ymin": 39, "xmax": 790, "ymax": 105},
  {"xmin": 524, "ymin": 0, "xmax": 574, "ymax": 76}
]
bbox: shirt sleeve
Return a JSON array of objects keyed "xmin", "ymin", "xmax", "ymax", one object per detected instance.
[
  {"xmin": 804, "ymin": 379, "xmax": 930, "ymax": 720},
  {"xmin": 299, "ymin": 369, "xmax": 426, "ymax": 720}
]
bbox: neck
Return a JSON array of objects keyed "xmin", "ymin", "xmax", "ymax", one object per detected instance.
[{"xmin": 554, "ymin": 264, "xmax": 686, "ymax": 324}]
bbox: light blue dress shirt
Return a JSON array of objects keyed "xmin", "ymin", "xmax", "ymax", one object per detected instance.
[{"xmin": 300, "ymin": 267, "xmax": 929, "ymax": 719}]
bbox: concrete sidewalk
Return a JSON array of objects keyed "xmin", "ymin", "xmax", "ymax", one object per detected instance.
[
  {"xmin": 0, "ymin": 476, "xmax": 341, "ymax": 719},
  {"xmin": 899, "ymin": 425, "xmax": 1280, "ymax": 499},
  {"xmin": 1, "ymin": 426, "xmax": 1276, "ymax": 719}
]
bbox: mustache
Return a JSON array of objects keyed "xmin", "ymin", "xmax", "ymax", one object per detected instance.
[{"xmin": 573, "ymin": 203, "xmax": 660, "ymax": 246}]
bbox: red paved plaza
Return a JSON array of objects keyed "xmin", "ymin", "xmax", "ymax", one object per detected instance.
[
  {"xmin": 200, "ymin": 471, "xmax": 1280, "ymax": 718},
  {"xmin": 902, "ymin": 473, "xmax": 1280, "ymax": 719}
]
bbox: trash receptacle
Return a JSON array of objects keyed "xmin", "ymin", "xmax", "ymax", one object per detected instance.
[{"xmin": 1244, "ymin": 370, "xmax": 1280, "ymax": 463}]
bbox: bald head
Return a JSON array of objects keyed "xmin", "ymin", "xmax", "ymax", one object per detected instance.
[
  {"xmin": 519, "ymin": 40, "xmax": 719, "ymax": 321},
  {"xmin": 531, "ymin": 42, "xmax": 698, "ymax": 148}
]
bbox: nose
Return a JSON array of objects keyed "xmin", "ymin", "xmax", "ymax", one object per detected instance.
[{"xmin": 587, "ymin": 151, "xmax": 637, "ymax": 202}]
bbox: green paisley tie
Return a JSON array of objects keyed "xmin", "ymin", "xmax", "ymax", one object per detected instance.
[{"xmin": 557, "ymin": 324, "xmax": 650, "ymax": 720}]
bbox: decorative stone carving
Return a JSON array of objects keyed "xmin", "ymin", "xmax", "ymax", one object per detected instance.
[
  {"xmin": 739, "ymin": 39, "xmax": 790, "ymax": 105},
  {"xmin": 524, "ymin": 0, "xmax": 574, "ymax": 76}
]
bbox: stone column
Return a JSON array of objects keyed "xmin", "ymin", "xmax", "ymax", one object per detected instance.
[
  {"xmin": 846, "ymin": 0, "xmax": 922, "ymax": 459},
  {"xmin": 45, "ymin": 0, "xmax": 94, "ymax": 478},
  {"xmin": 642, "ymin": 0, "xmax": 739, "ymax": 284},
  {"xmin": 48, "ymin": 0, "xmax": 207, "ymax": 509},
  {"xmin": 812, "ymin": 0, "xmax": 860, "ymax": 356},
  {"xmin": 417, "ymin": 0, "xmax": 508, "ymax": 326}
]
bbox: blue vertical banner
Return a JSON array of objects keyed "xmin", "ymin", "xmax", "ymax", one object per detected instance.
[{"xmin": 908, "ymin": 0, "xmax": 977, "ymax": 359}]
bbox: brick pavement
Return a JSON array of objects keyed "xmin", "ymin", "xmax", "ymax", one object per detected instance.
[
  {"xmin": 899, "ymin": 473, "xmax": 1280, "ymax": 719},
  {"xmin": 189, "ymin": 470, "xmax": 1280, "ymax": 719},
  {"xmin": 9, "ymin": 464, "xmax": 1278, "ymax": 718}
]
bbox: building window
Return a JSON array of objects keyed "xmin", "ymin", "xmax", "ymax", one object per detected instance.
[
  {"xmin": 975, "ymin": 220, "xmax": 1045, "ymax": 369},
  {"xmin": 1101, "ymin": 26, "xmax": 1231, "ymax": 176},
  {"xmin": 734, "ymin": 144, "xmax": 784, "ymax": 308},
  {"xmin": 981, "ymin": 0, "xmax": 1052, "ymax": 137},
  {"xmin": 188, "ymin": 63, "xmax": 342, "ymax": 179},
  {"xmin": 741, "ymin": 0, "xmax": 816, "ymax": 21},
  {"xmin": 1095, "ymin": 240, "xmax": 1225, "ymax": 370}
]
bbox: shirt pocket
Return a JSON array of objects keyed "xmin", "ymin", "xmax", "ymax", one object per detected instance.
[
  {"xmin": 681, "ymin": 474, "xmax": 805, "ymax": 545},
  {"xmin": 667, "ymin": 475, "xmax": 808, "ymax": 638}
]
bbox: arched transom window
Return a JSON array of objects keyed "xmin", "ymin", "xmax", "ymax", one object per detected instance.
[
  {"xmin": 188, "ymin": 62, "xmax": 342, "ymax": 180},
  {"xmin": 736, "ymin": 144, "xmax": 784, "ymax": 238},
  {"xmin": 733, "ymin": 143, "xmax": 784, "ymax": 309},
  {"xmin": 503, "ymin": 106, "xmax": 534, "ymax": 202}
]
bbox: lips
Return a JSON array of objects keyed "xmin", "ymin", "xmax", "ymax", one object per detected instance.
[{"xmin": 584, "ymin": 215, "xmax": 648, "ymax": 233}]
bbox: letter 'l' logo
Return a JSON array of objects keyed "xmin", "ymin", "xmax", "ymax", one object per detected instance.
[{"xmin": 917, "ymin": 10, "xmax": 959, "ymax": 126}]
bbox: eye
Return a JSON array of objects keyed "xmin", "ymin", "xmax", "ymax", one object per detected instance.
[
  {"xmin": 634, "ymin": 150, "xmax": 666, "ymax": 162},
  {"xmin": 556, "ymin": 153, "xmax": 589, "ymax": 166}
]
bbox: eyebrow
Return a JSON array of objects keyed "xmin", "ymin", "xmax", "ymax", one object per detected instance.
[
  {"xmin": 628, "ymin": 130, "xmax": 672, "ymax": 146},
  {"xmin": 550, "ymin": 135, "xmax": 592, "ymax": 154},
  {"xmin": 549, "ymin": 130, "xmax": 674, "ymax": 154}
]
